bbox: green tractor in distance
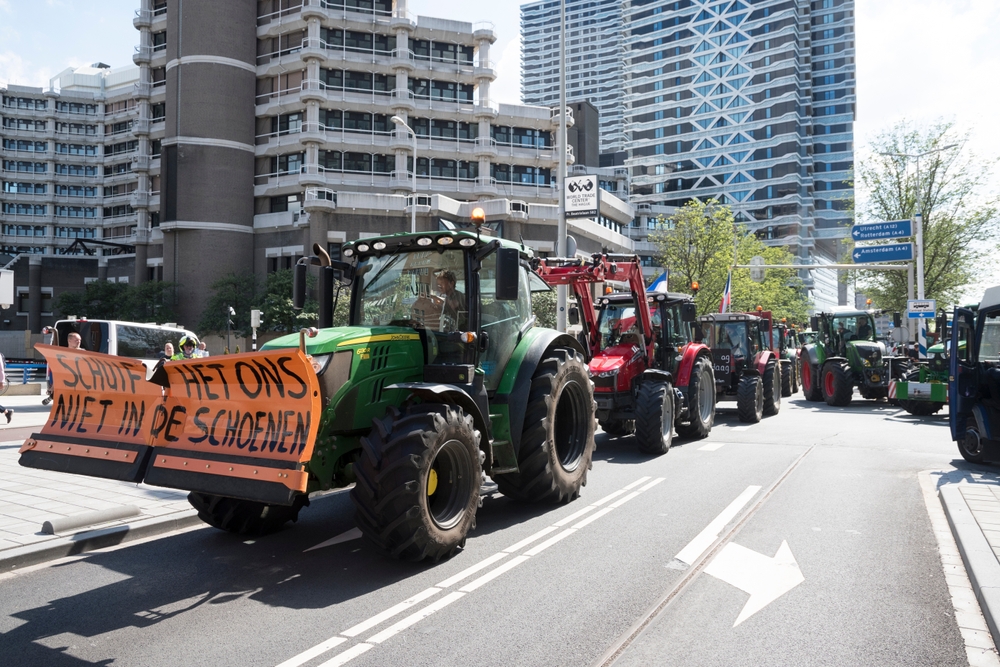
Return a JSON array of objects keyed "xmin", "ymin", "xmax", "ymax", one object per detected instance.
[
  {"xmin": 245, "ymin": 229, "xmax": 596, "ymax": 561},
  {"xmin": 800, "ymin": 309, "xmax": 901, "ymax": 406},
  {"xmin": 894, "ymin": 310, "xmax": 958, "ymax": 416}
]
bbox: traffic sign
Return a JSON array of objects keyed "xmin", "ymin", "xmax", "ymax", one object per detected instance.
[
  {"xmin": 852, "ymin": 243, "xmax": 914, "ymax": 263},
  {"xmin": 850, "ymin": 220, "xmax": 913, "ymax": 242},
  {"xmin": 907, "ymin": 298, "xmax": 937, "ymax": 319},
  {"xmin": 750, "ymin": 255, "xmax": 765, "ymax": 283}
]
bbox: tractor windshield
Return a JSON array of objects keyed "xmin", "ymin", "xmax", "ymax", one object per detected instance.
[
  {"xmin": 981, "ymin": 315, "xmax": 1000, "ymax": 362},
  {"xmin": 598, "ymin": 303, "xmax": 639, "ymax": 348},
  {"xmin": 830, "ymin": 314, "xmax": 876, "ymax": 343},
  {"xmin": 707, "ymin": 322, "xmax": 749, "ymax": 358},
  {"xmin": 355, "ymin": 248, "xmax": 469, "ymax": 335}
]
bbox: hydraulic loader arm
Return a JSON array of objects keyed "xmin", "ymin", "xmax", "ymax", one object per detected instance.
[{"xmin": 534, "ymin": 253, "xmax": 654, "ymax": 366}]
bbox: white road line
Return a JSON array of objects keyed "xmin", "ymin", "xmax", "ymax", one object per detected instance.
[
  {"xmin": 675, "ymin": 485, "xmax": 762, "ymax": 565},
  {"xmin": 435, "ymin": 552, "xmax": 509, "ymax": 589},
  {"xmin": 342, "ymin": 587, "xmax": 441, "ymax": 638},
  {"xmin": 276, "ymin": 637, "xmax": 348, "ymax": 667},
  {"xmin": 502, "ymin": 525, "xmax": 560, "ymax": 553},
  {"xmin": 273, "ymin": 474, "xmax": 668, "ymax": 667},
  {"xmin": 304, "ymin": 527, "xmax": 363, "ymax": 552},
  {"xmin": 368, "ymin": 592, "xmax": 466, "ymax": 644},
  {"xmin": 730, "ymin": 426, "xmax": 752, "ymax": 431},
  {"xmin": 698, "ymin": 442, "xmax": 726, "ymax": 451},
  {"xmin": 316, "ymin": 644, "xmax": 373, "ymax": 667},
  {"xmin": 459, "ymin": 556, "xmax": 531, "ymax": 593},
  {"xmin": 524, "ymin": 529, "xmax": 577, "ymax": 556}
]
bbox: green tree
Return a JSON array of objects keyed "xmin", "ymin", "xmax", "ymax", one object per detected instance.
[
  {"xmin": 856, "ymin": 120, "xmax": 999, "ymax": 310},
  {"xmin": 649, "ymin": 199, "xmax": 810, "ymax": 323},
  {"xmin": 531, "ymin": 287, "xmax": 557, "ymax": 330},
  {"xmin": 54, "ymin": 280, "xmax": 131, "ymax": 320},
  {"xmin": 198, "ymin": 271, "xmax": 258, "ymax": 336},
  {"xmin": 260, "ymin": 269, "xmax": 319, "ymax": 333},
  {"xmin": 122, "ymin": 281, "xmax": 177, "ymax": 322}
]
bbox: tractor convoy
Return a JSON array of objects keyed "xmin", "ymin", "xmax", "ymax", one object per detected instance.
[{"xmin": 18, "ymin": 220, "xmax": 994, "ymax": 562}]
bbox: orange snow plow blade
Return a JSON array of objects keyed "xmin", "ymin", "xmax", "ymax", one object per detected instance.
[{"xmin": 19, "ymin": 345, "xmax": 321, "ymax": 506}]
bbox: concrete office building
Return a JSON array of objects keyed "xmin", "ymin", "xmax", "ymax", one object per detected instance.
[
  {"xmin": 521, "ymin": 0, "xmax": 857, "ymax": 310},
  {"xmin": 0, "ymin": 0, "xmax": 635, "ymax": 332}
]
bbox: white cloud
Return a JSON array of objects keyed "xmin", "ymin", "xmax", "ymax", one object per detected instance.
[
  {"xmin": 0, "ymin": 50, "xmax": 52, "ymax": 88},
  {"xmin": 491, "ymin": 34, "xmax": 522, "ymax": 105}
]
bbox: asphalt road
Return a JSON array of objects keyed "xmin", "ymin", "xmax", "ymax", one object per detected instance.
[{"xmin": 0, "ymin": 394, "xmax": 975, "ymax": 667}]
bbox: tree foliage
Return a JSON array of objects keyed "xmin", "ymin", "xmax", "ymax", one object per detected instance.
[
  {"xmin": 260, "ymin": 269, "xmax": 320, "ymax": 334},
  {"xmin": 649, "ymin": 199, "xmax": 810, "ymax": 324},
  {"xmin": 197, "ymin": 272, "xmax": 258, "ymax": 336},
  {"xmin": 856, "ymin": 120, "xmax": 999, "ymax": 310},
  {"xmin": 54, "ymin": 280, "xmax": 177, "ymax": 323},
  {"xmin": 532, "ymin": 287, "xmax": 557, "ymax": 330}
]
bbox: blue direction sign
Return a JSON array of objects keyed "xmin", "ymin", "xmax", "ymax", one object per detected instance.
[
  {"xmin": 851, "ymin": 220, "xmax": 913, "ymax": 241},
  {"xmin": 852, "ymin": 242, "xmax": 914, "ymax": 263}
]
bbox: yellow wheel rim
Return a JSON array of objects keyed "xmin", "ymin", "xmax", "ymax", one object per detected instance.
[{"xmin": 427, "ymin": 468, "xmax": 438, "ymax": 496}]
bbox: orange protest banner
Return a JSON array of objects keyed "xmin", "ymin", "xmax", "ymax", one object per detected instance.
[
  {"xmin": 35, "ymin": 344, "xmax": 164, "ymax": 446},
  {"xmin": 153, "ymin": 350, "xmax": 322, "ymax": 464}
]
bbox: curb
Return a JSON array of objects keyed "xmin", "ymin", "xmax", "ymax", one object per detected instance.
[
  {"xmin": 940, "ymin": 485, "xmax": 1000, "ymax": 645},
  {"xmin": 1, "ymin": 509, "xmax": 203, "ymax": 572}
]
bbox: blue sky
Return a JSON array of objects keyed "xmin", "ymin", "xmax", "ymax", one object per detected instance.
[{"xmin": 2, "ymin": 0, "xmax": 998, "ymax": 292}]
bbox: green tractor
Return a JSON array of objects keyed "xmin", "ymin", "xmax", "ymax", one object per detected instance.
[
  {"xmin": 894, "ymin": 310, "xmax": 961, "ymax": 416},
  {"xmin": 22, "ymin": 228, "xmax": 598, "ymax": 564},
  {"xmin": 800, "ymin": 310, "xmax": 902, "ymax": 406}
]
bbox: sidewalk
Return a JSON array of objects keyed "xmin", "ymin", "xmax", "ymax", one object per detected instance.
[{"xmin": 0, "ymin": 394, "xmax": 201, "ymax": 571}]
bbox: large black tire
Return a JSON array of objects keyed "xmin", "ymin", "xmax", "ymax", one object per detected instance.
[
  {"xmin": 495, "ymin": 347, "xmax": 596, "ymax": 503},
  {"xmin": 789, "ymin": 357, "xmax": 799, "ymax": 394},
  {"xmin": 736, "ymin": 375, "xmax": 763, "ymax": 423},
  {"xmin": 635, "ymin": 380, "xmax": 674, "ymax": 455},
  {"xmin": 677, "ymin": 357, "xmax": 715, "ymax": 439},
  {"xmin": 351, "ymin": 403, "xmax": 481, "ymax": 562},
  {"xmin": 898, "ymin": 370, "xmax": 944, "ymax": 416},
  {"xmin": 821, "ymin": 361, "xmax": 853, "ymax": 406},
  {"xmin": 780, "ymin": 360, "xmax": 793, "ymax": 397},
  {"xmin": 763, "ymin": 359, "xmax": 781, "ymax": 416},
  {"xmin": 801, "ymin": 360, "xmax": 823, "ymax": 402},
  {"xmin": 188, "ymin": 492, "xmax": 308, "ymax": 536},
  {"xmin": 959, "ymin": 423, "xmax": 985, "ymax": 463},
  {"xmin": 600, "ymin": 419, "xmax": 634, "ymax": 436}
]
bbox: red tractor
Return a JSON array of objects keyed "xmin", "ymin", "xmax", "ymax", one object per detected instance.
[
  {"xmin": 755, "ymin": 309, "xmax": 800, "ymax": 397},
  {"xmin": 697, "ymin": 312, "xmax": 781, "ymax": 423},
  {"xmin": 534, "ymin": 254, "xmax": 716, "ymax": 454}
]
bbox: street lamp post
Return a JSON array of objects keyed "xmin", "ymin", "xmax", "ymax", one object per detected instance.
[
  {"xmin": 391, "ymin": 115, "xmax": 417, "ymax": 234},
  {"xmin": 556, "ymin": 0, "xmax": 568, "ymax": 332}
]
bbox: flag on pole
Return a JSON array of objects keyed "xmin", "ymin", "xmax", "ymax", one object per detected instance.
[
  {"xmin": 647, "ymin": 270, "xmax": 668, "ymax": 293},
  {"xmin": 719, "ymin": 270, "xmax": 732, "ymax": 313}
]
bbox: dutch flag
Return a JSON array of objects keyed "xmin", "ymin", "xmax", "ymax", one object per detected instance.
[
  {"xmin": 719, "ymin": 270, "xmax": 732, "ymax": 313},
  {"xmin": 647, "ymin": 270, "xmax": 668, "ymax": 293}
]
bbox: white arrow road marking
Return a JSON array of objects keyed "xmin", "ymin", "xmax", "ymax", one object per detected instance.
[
  {"xmin": 304, "ymin": 527, "xmax": 362, "ymax": 552},
  {"xmin": 675, "ymin": 486, "xmax": 761, "ymax": 566},
  {"xmin": 703, "ymin": 540, "xmax": 804, "ymax": 627}
]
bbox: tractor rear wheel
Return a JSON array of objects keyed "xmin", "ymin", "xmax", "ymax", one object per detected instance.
[
  {"xmin": 635, "ymin": 380, "xmax": 674, "ymax": 455},
  {"xmin": 898, "ymin": 369, "xmax": 944, "ymax": 416},
  {"xmin": 188, "ymin": 492, "xmax": 308, "ymax": 536},
  {"xmin": 821, "ymin": 361, "xmax": 853, "ymax": 406},
  {"xmin": 496, "ymin": 347, "xmax": 595, "ymax": 503},
  {"xmin": 780, "ymin": 360, "xmax": 793, "ymax": 397},
  {"xmin": 677, "ymin": 357, "xmax": 715, "ymax": 439},
  {"xmin": 763, "ymin": 359, "xmax": 781, "ymax": 416},
  {"xmin": 736, "ymin": 375, "xmax": 763, "ymax": 423},
  {"xmin": 352, "ymin": 403, "xmax": 481, "ymax": 562},
  {"xmin": 801, "ymin": 360, "xmax": 823, "ymax": 402},
  {"xmin": 600, "ymin": 419, "xmax": 634, "ymax": 436},
  {"xmin": 790, "ymin": 359, "xmax": 799, "ymax": 394}
]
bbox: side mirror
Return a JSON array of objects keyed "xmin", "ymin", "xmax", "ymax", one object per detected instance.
[
  {"xmin": 680, "ymin": 302, "xmax": 697, "ymax": 322},
  {"xmin": 496, "ymin": 247, "xmax": 520, "ymax": 301},
  {"xmin": 935, "ymin": 313, "xmax": 948, "ymax": 337},
  {"xmin": 568, "ymin": 307, "xmax": 580, "ymax": 326},
  {"xmin": 759, "ymin": 318, "xmax": 770, "ymax": 332},
  {"xmin": 693, "ymin": 323, "xmax": 704, "ymax": 343},
  {"xmin": 809, "ymin": 315, "xmax": 819, "ymax": 331},
  {"xmin": 893, "ymin": 311, "xmax": 902, "ymax": 327},
  {"xmin": 293, "ymin": 261, "xmax": 307, "ymax": 310}
]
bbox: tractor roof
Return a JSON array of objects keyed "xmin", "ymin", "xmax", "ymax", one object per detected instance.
[
  {"xmin": 342, "ymin": 229, "xmax": 530, "ymax": 261},
  {"xmin": 600, "ymin": 291, "xmax": 693, "ymax": 305},
  {"xmin": 980, "ymin": 286, "xmax": 1000, "ymax": 311},
  {"xmin": 816, "ymin": 309, "xmax": 875, "ymax": 318},
  {"xmin": 698, "ymin": 313, "xmax": 761, "ymax": 323}
]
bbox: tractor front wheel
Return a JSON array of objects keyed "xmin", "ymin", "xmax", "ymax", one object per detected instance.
[
  {"xmin": 780, "ymin": 360, "xmax": 793, "ymax": 397},
  {"xmin": 801, "ymin": 360, "xmax": 823, "ymax": 402},
  {"xmin": 821, "ymin": 362, "xmax": 853, "ymax": 406},
  {"xmin": 959, "ymin": 423, "xmax": 986, "ymax": 463},
  {"xmin": 188, "ymin": 492, "xmax": 308, "ymax": 536},
  {"xmin": 496, "ymin": 347, "xmax": 596, "ymax": 503},
  {"xmin": 352, "ymin": 403, "xmax": 481, "ymax": 562},
  {"xmin": 790, "ymin": 360, "xmax": 799, "ymax": 394},
  {"xmin": 635, "ymin": 380, "xmax": 674, "ymax": 455},
  {"xmin": 677, "ymin": 357, "xmax": 715, "ymax": 439},
  {"xmin": 736, "ymin": 375, "xmax": 763, "ymax": 423},
  {"xmin": 763, "ymin": 359, "xmax": 781, "ymax": 416},
  {"xmin": 600, "ymin": 419, "xmax": 634, "ymax": 436}
]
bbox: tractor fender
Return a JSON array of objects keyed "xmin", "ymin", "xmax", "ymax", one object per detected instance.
[
  {"xmin": 972, "ymin": 404, "xmax": 995, "ymax": 440},
  {"xmin": 755, "ymin": 350, "xmax": 777, "ymax": 376},
  {"xmin": 386, "ymin": 383, "xmax": 492, "ymax": 464},
  {"xmin": 800, "ymin": 344, "xmax": 823, "ymax": 368},
  {"xmin": 675, "ymin": 343, "xmax": 711, "ymax": 388},
  {"xmin": 641, "ymin": 368, "xmax": 673, "ymax": 386},
  {"xmin": 494, "ymin": 329, "xmax": 586, "ymax": 456}
]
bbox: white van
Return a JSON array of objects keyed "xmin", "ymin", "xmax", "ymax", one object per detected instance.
[{"xmin": 51, "ymin": 318, "xmax": 198, "ymax": 361}]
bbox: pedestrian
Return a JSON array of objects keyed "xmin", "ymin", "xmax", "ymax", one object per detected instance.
[
  {"xmin": 0, "ymin": 351, "xmax": 14, "ymax": 423},
  {"xmin": 173, "ymin": 335, "xmax": 200, "ymax": 360},
  {"xmin": 160, "ymin": 342, "xmax": 174, "ymax": 359},
  {"xmin": 197, "ymin": 341, "xmax": 210, "ymax": 357}
]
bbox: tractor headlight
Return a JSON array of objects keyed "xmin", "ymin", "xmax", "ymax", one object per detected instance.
[
  {"xmin": 595, "ymin": 369, "xmax": 619, "ymax": 379},
  {"xmin": 861, "ymin": 357, "xmax": 872, "ymax": 367},
  {"xmin": 310, "ymin": 353, "xmax": 333, "ymax": 375}
]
